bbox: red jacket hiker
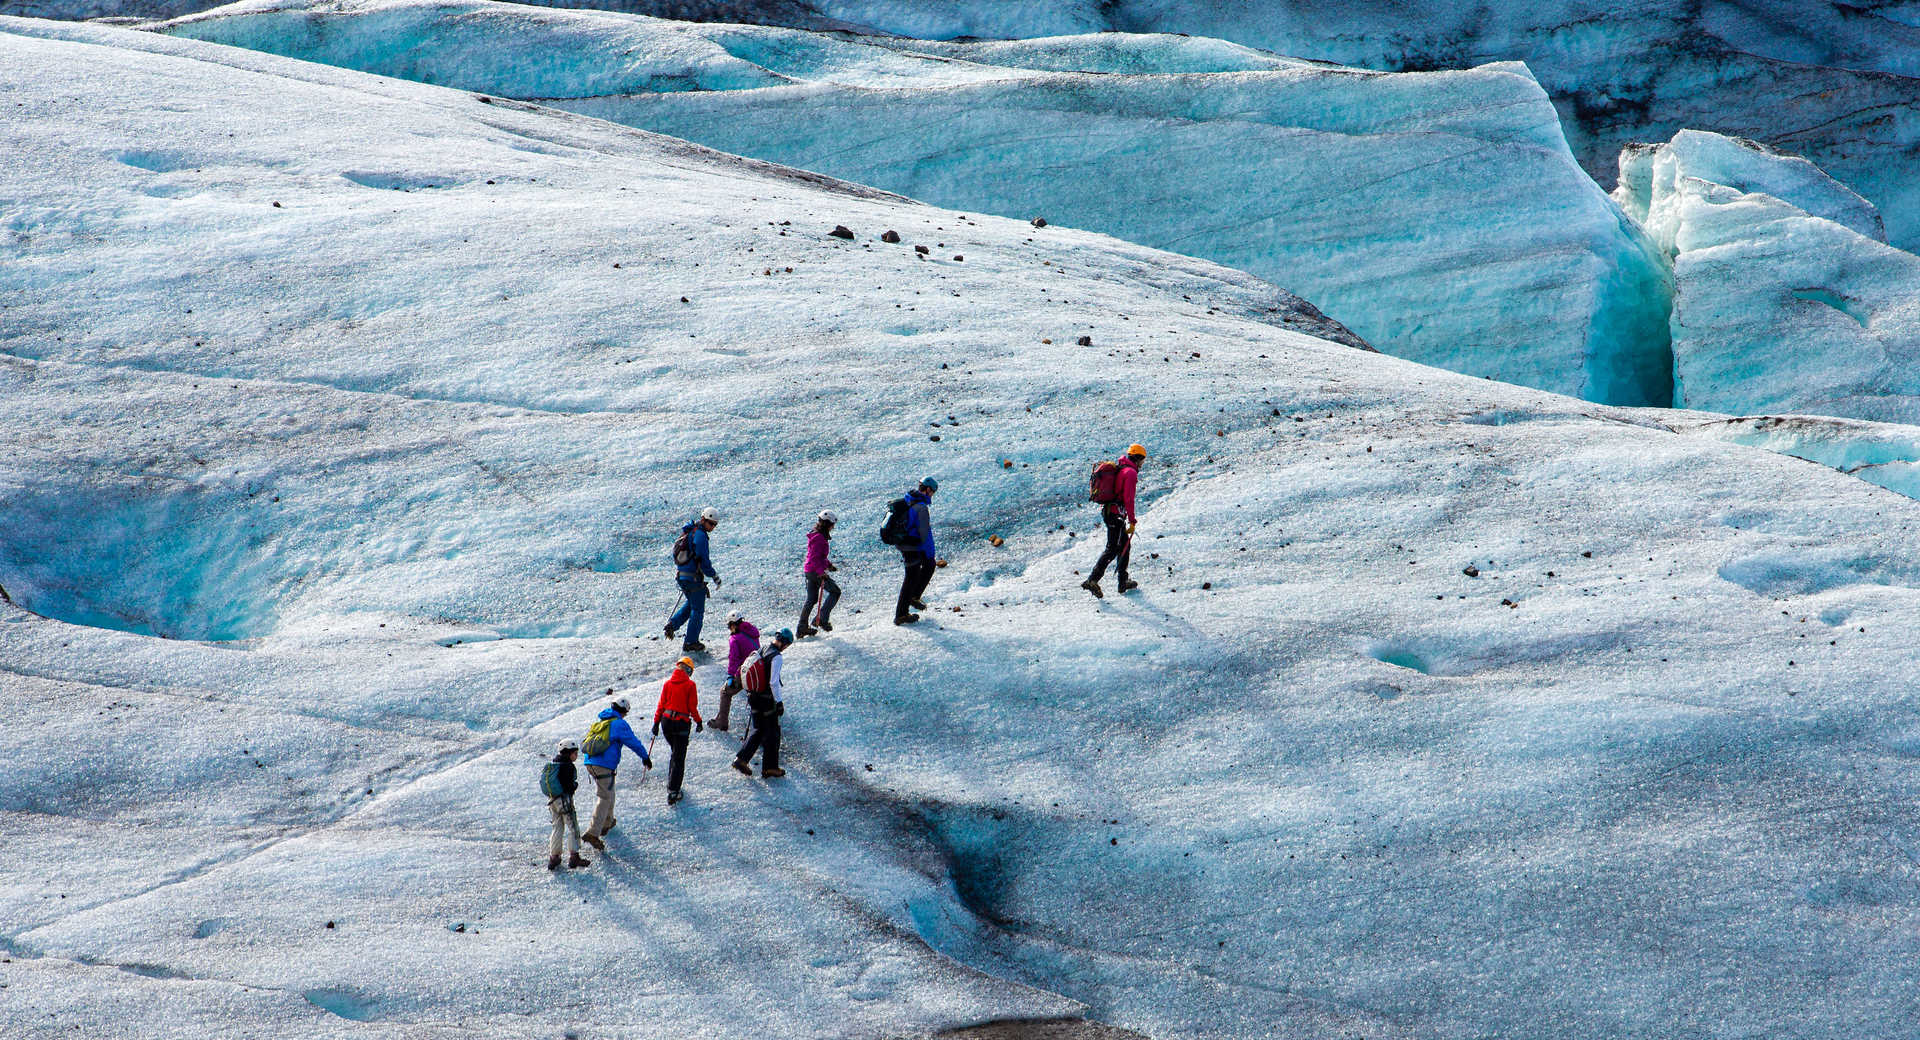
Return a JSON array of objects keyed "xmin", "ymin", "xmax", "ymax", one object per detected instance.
[{"xmin": 655, "ymin": 668, "xmax": 702, "ymax": 725}]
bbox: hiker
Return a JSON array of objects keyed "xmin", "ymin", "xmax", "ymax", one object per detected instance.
[
  {"xmin": 665, "ymin": 506, "xmax": 722, "ymax": 653},
  {"xmin": 712, "ymin": 610, "xmax": 759, "ymax": 732},
  {"xmin": 889, "ymin": 477, "xmax": 945, "ymax": 625},
  {"xmin": 1083, "ymin": 444, "xmax": 1145, "ymax": 599},
  {"xmin": 652, "ymin": 657, "xmax": 704, "ymax": 806},
  {"xmin": 541, "ymin": 739, "xmax": 590, "ymax": 871},
  {"xmin": 797, "ymin": 509, "xmax": 841, "ymax": 638},
  {"xmin": 580, "ymin": 695, "xmax": 652, "ymax": 851},
  {"xmin": 732, "ymin": 628, "xmax": 794, "ymax": 779}
]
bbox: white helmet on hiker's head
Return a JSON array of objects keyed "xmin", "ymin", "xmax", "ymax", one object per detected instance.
[
  {"xmin": 818, "ymin": 509, "xmax": 837, "ymax": 524},
  {"xmin": 726, "ymin": 609, "xmax": 744, "ymax": 624},
  {"xmin": 558, "ymin": 739, "xmax": 579, "ymax": 755},
  {"xmin": 611, "ymin": 697, "xmax": 630, "ymax": 714},
  {"xmin": 700, "ymin": 506, "xmax": 719, "ymax": 524}
]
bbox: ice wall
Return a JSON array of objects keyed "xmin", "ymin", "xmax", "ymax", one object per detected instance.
[
  {"xmin": 158, "ymin": 0, "xmax": 1674, "ymax": 407},
  {"xmin": 1618, "ymin": 130, "xmax": 1920, "ymax": 422},
  {"xmin": 231, "ymin": 0, "xmax": 1920, "ymax": 252}
]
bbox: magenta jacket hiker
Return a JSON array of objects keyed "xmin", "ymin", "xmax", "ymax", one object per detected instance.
[
  {"xmin": 797, "ymin": 511, "xmax": 841, "ymax": 637},
  {"xmin": 804, "ymin": 529, "xmax": 833, "ymax": 575},
  {"xmin": 1113, "ymin": 455, "xmax": 1140, "ymax": 523},
  {"xmin": 728, "ymin": 619, "xmax": 761, "ymax": 680}
]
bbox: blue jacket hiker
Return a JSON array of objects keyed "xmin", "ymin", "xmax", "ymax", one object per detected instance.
[
  {"xmin": 666, "ymin": 506, "xmax": 722, "ymax": 653},
  {"xmin": 894, "ymin": 478, "xmax": 942, "ymax": 625},
  {"xmin": 580, "ymin": 696, "xmax": 651, "ymax": 851}
]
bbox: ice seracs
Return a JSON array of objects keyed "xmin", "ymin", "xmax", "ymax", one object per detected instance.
[{"xmin": 1618, "ymin": 129, "xmax": 1920, "ymax": 422}]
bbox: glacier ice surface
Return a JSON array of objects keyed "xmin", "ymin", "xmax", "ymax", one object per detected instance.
[{"xmin": 6, "ymin": 13, "xmax": 1920, "ymax": 1040}]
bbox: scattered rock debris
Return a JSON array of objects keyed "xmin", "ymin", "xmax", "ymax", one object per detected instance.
[
  {"xmin": 881, "ymin": 230, "xmax": 901, "ymax": 243},
  {"xmin": 829, "ymin": 225, "xmax": 854, "ymax": 239}
]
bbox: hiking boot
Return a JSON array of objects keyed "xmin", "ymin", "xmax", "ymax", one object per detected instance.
[
  {"xmin": 731, "ymin": 758, "xmax": 753, "ymax": 777},
  {"xmin": 548, "ymin": 854, "xmax": 562, "ymax": 871},
  {"xmin": 796, "ymin": 625, "xmax": 818, "ymax": 639},
  {"xmin": 894, "ymin": 613, "xmax": 919, "ymax": 625},
  {"xmin": 603, "ymin": 818, "xmax": 616, "ymax": 833},
  {"xmin": 761, "ymin": 767, "xmax": 786, "ymax": 779},
  {"xmin": 710, "ymin": 719, "xmax": 729, "ymax": 732},
  {"xmin": 910, "ymin": 598, "xmax": 927, "ymax": 610},
  {"xmin": 815, "ymin": 618, "xmax": 832, "ymax": 632},
  {"xmin": 567, "ymin": 853, "xmax": 591, "ymax": 869},
  {"xmin": 581, "ymin": 832, "xmax": 606, "ymax": 851},
  {"xmin": 667, "ymin": 789, "xmax": 683, "ymax": 806},
  {"xmin": 683, "ymin": 641, "xmax": 706, "ymax": 653},
  {"xmin": 1118, "ymin": 579, "xmax": 1139, "ymax": 593},
  {"xmin": 1081, "ymin": 578, "xmax": 1104, "ymax": 599}
]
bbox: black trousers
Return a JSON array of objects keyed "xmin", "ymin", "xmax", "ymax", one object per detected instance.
[
  {"xmin": 801, "ymin": 572, "xmax": 841, "ymax": 628},
  {"xmin": 896, "ymin": 551, "xmax": 935, "ymax": 618},
  {"xmin": 1090, "ymin": 510, "xmax": 1131, "ymax": 584},
  {"xmin": 736, "ymin": 710, "xmax": 781, "ymax": 772},
  {"xmin": 661, "ymin": 719, "xmax": 691, "ymax": 792}
]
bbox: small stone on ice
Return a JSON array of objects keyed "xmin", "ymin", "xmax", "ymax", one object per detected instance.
[{"xmin": 829, "ymin": 225, "xmax": 855, "ymax": 239}]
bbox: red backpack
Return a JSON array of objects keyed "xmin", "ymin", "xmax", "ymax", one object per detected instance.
[
  {"xmin": 741, "ymin": 653, "xmax": 771, "ymax": 694},
  {"xmin": 1089, "ymin": 460, "xmax": 1121, "ymax": 503}
]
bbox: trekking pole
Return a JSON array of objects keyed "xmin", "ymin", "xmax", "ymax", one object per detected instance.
[{"xmin": 641, "ymin": 735, "xmax": 657, "ymax": 785}]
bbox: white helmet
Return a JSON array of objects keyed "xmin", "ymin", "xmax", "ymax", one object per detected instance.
[
  {"xmin": 726, "ymin": 609, "xmax": 744, "ymax": 624},
  {"xmin": 818, "ymin": 509, "xmax": 837, "ymax": 524},
  {"xmin": 558, "ymin": 739, "xmax": 580, "ymax": 754},
  {"xmin": 700, "ymin": 506, "xmax": 720, "ymax": 523},
  {"xmin": 611, "ymin": 697, "xmax": 630, "ymax": 714}
]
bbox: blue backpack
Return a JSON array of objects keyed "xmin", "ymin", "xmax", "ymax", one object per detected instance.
[{"xmin": 539, "ymin": 762, "xmax": 565, "ymax": 798}]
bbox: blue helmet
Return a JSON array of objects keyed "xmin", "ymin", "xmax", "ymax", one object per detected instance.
[
  {"xmin": 919, "ymin": 476, "xmax": 939, "ymax": 492},
  {"xmin": 775, "ymin": 628, "xmax": 795, "ymax": 645}
]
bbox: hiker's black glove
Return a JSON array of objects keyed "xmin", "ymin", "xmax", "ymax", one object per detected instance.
[
  {"xmin": 696, "ymin": 720, "xmax": 704, "ymax": 733},
  {"xmin": 651, "ymin": 721, "xmax": 660, "ymax": 736},
  {"xmin": 711, "ymin": 576, "xmax": 722, "ymax": 589},
  {"xmin": 643, "ymin": 758, "xmax": 653, "ymax": 770}
]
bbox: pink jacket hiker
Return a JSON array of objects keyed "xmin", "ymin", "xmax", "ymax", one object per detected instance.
[{"xmin": 803, "ymin": 529, "xmax": 833, "ymax": 575}]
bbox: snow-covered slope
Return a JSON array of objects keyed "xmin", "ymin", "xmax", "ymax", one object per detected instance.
[
  {"xmin": 1618, "ymin": 130, "xmax": 1920, "ymax": 423},
  {"xmin": 153, "ymin": 0, "xmax": 1673, "ymax": 408},
  {"xmin": 7, "ymin": 14, "xmax": 1920, "ymax": 1040}
]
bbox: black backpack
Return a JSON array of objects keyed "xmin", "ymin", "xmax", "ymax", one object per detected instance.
[
  {"xmin": 878, "ymin": 497, "xmax": 911, "ymax": 546},
  {"xmin": 672, "ymin": 527, "xmax": 694, "ymax": 566}
]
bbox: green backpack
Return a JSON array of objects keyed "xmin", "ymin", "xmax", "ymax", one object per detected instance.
[
  {"xmin": 539, "ymin": 762, "xmax": 565, "ymax": 799},
  {"xmin": 581, "ymin": 717, "xmax": 613, "ymax": 757}
]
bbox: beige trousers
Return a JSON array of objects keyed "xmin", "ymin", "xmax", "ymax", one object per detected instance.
[
  {"xmin": 584, "ymin": 765, "xmax": 617, "ymax": 838},
  {"xmin": 548, "ymin": 796, "xmax": 579, "ymax": 856}
]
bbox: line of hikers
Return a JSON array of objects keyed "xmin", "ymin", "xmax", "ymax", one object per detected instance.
[{"xmin": 540, "ymin": 446, "xmax": 1148, "ymax": 869}]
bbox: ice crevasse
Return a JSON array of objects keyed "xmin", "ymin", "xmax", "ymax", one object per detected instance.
[
  {"xmin": 1618, "ymin": 129, "xmax": 1920, "ymax": 423},
  {"xmin": 156, "ymin": 0, "xmax": 1677, "ymax": 408}
]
